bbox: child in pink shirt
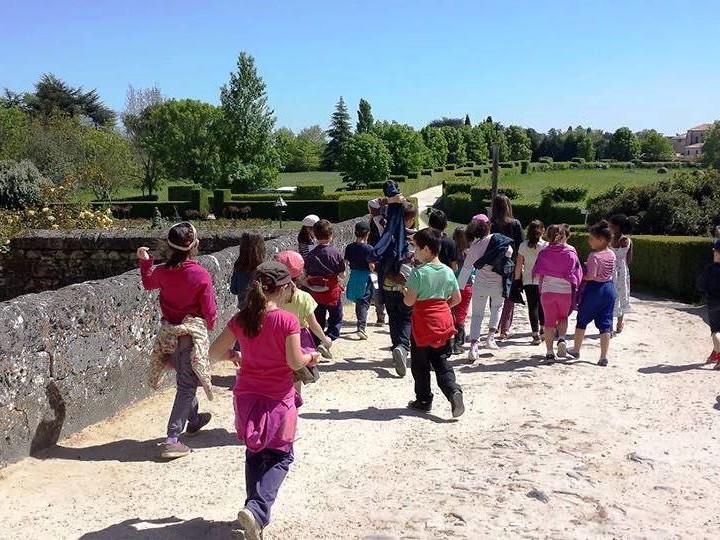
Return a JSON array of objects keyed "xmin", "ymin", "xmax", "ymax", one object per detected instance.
[
  {"xmin": 567, "ymin": 221, "xmax": 617, "ymax": 366},
  {"xmin": 138, "ymin": 222, "xmax": 217, "ymax": 460},
  {"xmin": 209, "ymin": 261, "xmax": 319, "ymax": 540}
]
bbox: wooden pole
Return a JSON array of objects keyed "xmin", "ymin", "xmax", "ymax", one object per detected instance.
[{"xmin": 491, "ymin": 143, "xmax": 499, "ymax": 199}]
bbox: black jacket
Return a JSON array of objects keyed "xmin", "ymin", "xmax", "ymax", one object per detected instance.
[
  {"xmin": 697, "ymin": 262, "xmax": 720, "ymax": 310},
  {"xmin": 473, "ymin": 233, "xmax": 516, "ymax": 298}
]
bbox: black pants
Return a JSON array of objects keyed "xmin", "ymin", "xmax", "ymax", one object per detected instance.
[
  {"xmin": 410, "ymin": 337, "xmax": 461, "ymax": 403},
  {"xmin": 524, "ymin": 285, "xmax": 545, "ymax": 334},
  {"xmin": 384, "ymin": 290, "xmax": 412, "ymax": 351}
]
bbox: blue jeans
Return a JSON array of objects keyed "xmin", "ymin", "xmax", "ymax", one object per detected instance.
[
  {"xmin": 354, "ymin": 277, "xmax": 373, "ymax": 332},
  {"xmin": 384, "ymin": 290, "xmax": 412, "ymax": 352},
  {"xmin": 315, "ymin": 298, "xmax": 343, "ymax": 341},
  {"xmin": 245, "ymin": 446, "xmax": 294, "ymax": 527}
]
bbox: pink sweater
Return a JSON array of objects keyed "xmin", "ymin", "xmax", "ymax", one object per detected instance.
[
  {"xmin": 139, "ymin": 257, "xmax": 217, "ymax": 331},
  {"xmin": 532, "ymin": 243, "xmax": 583, "ymax": 291}
]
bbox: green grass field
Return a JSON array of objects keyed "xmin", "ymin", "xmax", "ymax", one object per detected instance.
[{"xmin": 278, "ymin": 171, "xmax": 344, "ymax": 192}]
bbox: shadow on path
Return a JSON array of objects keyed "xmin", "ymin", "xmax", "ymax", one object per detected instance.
[
  {"xmin": 300, "ymin": 406, "xmax": 456, "ymax": 424},
  {"xmin": 320, "ymin": 357, "xmax": 396, "ymax": 379},
  {"xmin": 79, "ymin": 516, "xmax": 240, "ymax": 539},
  {"xmin": 37, "ymin": 428, "xmax": 239, "ymax": 463},
  {"xmin": 638, "ymin": 362, "xmax": 708, "ymax": 374}
]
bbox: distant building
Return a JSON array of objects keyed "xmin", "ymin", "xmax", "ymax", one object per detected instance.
[{"xmin": 667, "ymin": 123, "xmax": 712, "ymax": 159}]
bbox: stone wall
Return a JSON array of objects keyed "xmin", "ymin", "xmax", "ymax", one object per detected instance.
[
  {"xmin": 0, "ymin": 220, "xmax": 357, "ymax": 467},
  {"xmin": 2, "ymin": 228, "xmax": 286, "ymax": 301}
]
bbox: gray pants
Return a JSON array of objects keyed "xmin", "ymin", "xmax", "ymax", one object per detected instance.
[{"xmin": 167, "ymin": 335, "xmax": 200, "ymax": 439}]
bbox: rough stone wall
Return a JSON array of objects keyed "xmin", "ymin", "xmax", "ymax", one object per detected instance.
[
  {"xmin": 0, "ymin": 220, "xmax": 357, "ymax": 467},
  {"xmin": 2, "ymin": 228, "xmax": 286, "ymax": 301}
]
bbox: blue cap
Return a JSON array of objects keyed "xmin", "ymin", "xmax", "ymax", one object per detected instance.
[{"xmin": 383, "ymin": 180, "xmax": 400, "ymax": 198}]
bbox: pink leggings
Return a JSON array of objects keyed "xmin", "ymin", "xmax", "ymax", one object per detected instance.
[{"xmin": 540, "ymin": 292, "xmax": 572, "ymax": 328}]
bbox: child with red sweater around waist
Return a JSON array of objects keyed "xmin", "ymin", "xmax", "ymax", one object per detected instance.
[
  {"xmin": 209, "ymin": 261, "xmax": 319, "ymax": 540},
  {"xmin": 403, "ymin": 228, "xmax": 465, "ymax": 418},
  {"xmin": 137, "ymin": 221, "xmax": 217, "ymax": 460}
]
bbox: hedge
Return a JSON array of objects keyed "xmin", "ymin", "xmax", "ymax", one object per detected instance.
[
  {"xmin": 389, "ymin": 175, "xmax": 408, "ymax": 183},
  {"xmin": 520, "ymin": 161, "xmax": 529, "ymax": 174},
  {"xmin": 470, "ymin": 187, "xmax": 521, "ymax": 204},
  {"xmin": 569, "ymin": 233, "xmax": 712, "ymax": 302},
  {"xmin": 167, "ymin": 184, "xmax": 200, "ymax": 201},
  {"xmin": 455, "ymin": 171, "xmax": 473, "ymax": 177},
  {"xmin": 538, "ymin": 156, "xmax": 553, "ymax": 163},
  {"xmin": 444, "ymin": 193, "xmax": 475, "ymax": 223},
  {"xmin": 421, "ymin": 169, "xmax": 433, "ymax": 175},
  {"xmin": 541, "ymin": 186, "xmax": 589, "ymax": 203},
  {"xmin": 323, "ymin": 189, "xmax": 384, "ymax": 201},
  {"xmin": 92, "ymin": 201, "xmax": 194, "ymax": 219},
  {"xmin": 465, "ymin": 161, "xmax": 476, "ymax": 168},
  {"xmin": 296, "ymin": 184, "xmax": 324, "ymax": 199},
  {"xmin": 445, "ymin": 164, "xmax": 457, "ymax": 171},
  {"xmin": 471, "ymin": 168, "xmax": 483, "ymax": 177},
  {"xmin": 434, "ymin": 167, "xmax": 445, "ymax": 172},
  {"xmin": 189, "ymin": 188, "xmax": 210, "ymax": 215},
  {"xmin": 499, "ymin": 162, "xmax": 515, "ymax": 169},
  {"xmin": 231, "ymin": 193, "xmax": 291, "ymax": 201},
  {"xmin": 407, "ymin": 171, "xmax": 420, "ymax": 179},
  {"xmin": 571, "ymin": 157, "xmax": 586, "ymax": 164},
  {"xmin": 445, "ymin": 180, "xmax": 475, "ymax": 196},
  {"xmin": 444, "ymin": 197, "xmax": 583, "ymax": 229}
]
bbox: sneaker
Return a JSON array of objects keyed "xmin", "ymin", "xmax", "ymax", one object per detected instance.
[
  {"xmin": 597, "ymin": 358, "xmax": 609, "ymax": 367},
  {"xmin": 486, "ymin": 336, "xmax": 499, "ymax": 350},
  {"xmin": 237, "ymin": 508, "xmax": 263, "ymax": 540},
  {"xmin": 317, "ymin": 343, "xmax": 333, "ymax": 360},
  {"xmin": 357, "ymin": 330, "xmax": 368, "ymax": 340},
  {"xmin": 407, "ymin": 399, "xmax": 432, "ymax": 412},
  {"xmin": 565, "ymin": 349, "xmax": 581, "ymax": 360},
  {"xmin": 452, "ymin": 340, "xmax": 465, "ymax": 356},
  {"xmin": 185, "ymin": 412, "xmax": 212, "ymax": 436},
  {"xmin": 450, "ymin": 390, "xmax": 465, "ymax": 418},
  {"xmin": 392, "ymin": 346, "xmax": 408, "ymax": 377},
  {"xmin": 545, "ymin": 352, "xmax": 556, "ymax": 362},
  {"xmin": 531, "ymin": 335, "xmax": 542, "ymax": 346},
  {"xmin": 468, "ymin": 340, "xmax": 480, "ymax": 362},
  {"xmin": 557, "ymin": 339, "xmax": 568, "ymax": 357},
  {"xmin": 160, "ymin": 441, "xmax": 191, "ymax": 459}
]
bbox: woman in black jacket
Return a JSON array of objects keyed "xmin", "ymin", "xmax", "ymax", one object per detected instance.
[{"xmin": 490, "ymin": 195, "xmax": 524, "ymax": 339}]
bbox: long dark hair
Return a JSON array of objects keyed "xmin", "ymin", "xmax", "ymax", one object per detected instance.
[
  {"xmin": 165, "ymin": 222, "xmax": 197, "ymax": 269},
  {"xmin": 297, "ymin": 225, "xmax": 314, "ymax": 244},
  {"xmin": 527, "ymin": 220, "xmax": 545, "ymax": 248},
  {"xmin": 236, "ymin": 275, "xmax": 285, "ymax": 339},
  {"xmin": 491, "ymin": 195, "xmax": 514, "ymax": 225},
  {"xmin": 453, "ymin": 226, "xmax": 470, "ymax": 253},
  {"xmin": 609, "ymin": 214, "xmax": 634, "ymax": 235},
  {"xmin": 234, "ymin": 232, "xmax": 266, "ymax": 272}
]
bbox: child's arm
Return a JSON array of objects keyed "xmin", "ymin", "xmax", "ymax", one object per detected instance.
[
  {"xmin": 456, "ymin": 243, "xmax": 478, "ymax": 290},
  {"xmin": 626, "ymin": 238, "xmax": 634, "ymax": 266},
  {"xmin": 403, "ymin": 287, "xmax": 418, "ymax": 307},
  {"xmin": 286, "ymin": 333, "xmax": 318, "ymax": 371},
  {"xmin": 447, "ymin": 289, "xmax": 461, "ymax": 309},
  {"xmin": 514, "ymin": 253, "xmax": 525, "ymax": 281},
  {"xmin": 307, "ymin": 313, "xmax": 332, "ymax": 349},
  {"xmin": 200, "ymin": 275, "xmax": 218, "ymax": 331},
  {"xmin": 137, "ymin": 247, "xmax": 159, "ymax": 290},
  {"xmin": 209, "ymin": 326, "xmax": 242, "ymax": 366}
]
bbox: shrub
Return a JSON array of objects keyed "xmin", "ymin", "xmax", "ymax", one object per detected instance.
[
  {"xmin": 455, "ymin": 171, "xmax": 473, "ymax": 177},
  {"xmin": 167, "ymin": 184, "xmax": 200, "ymax": 201},
  {"xmin": 91, "ymin": 201, "xmax": 194, "ymax": 219},
  {"xmin": 295, "ymin": 184, "xmax": 325, "ymax": 199},
  {"xmin": 499, "ymin": 162, "xmax": 515, "ymax": 169},
  {"xmin": 388, "ymin": 174, "xmax": 408, "ymax": 183},
  {"xmin": 445, "ymin": 164, "xmax": 457, "ymax": 171},
  {"xmin": 190, "ymin": 188, "xmax": 210, "ymax": 215},
  {"xmin": 538, "ymin": 156, "xmax": 553, "ymax": 163},
  {"xmin": 641, "ymin": 191, "xmax": 704, "ymax": 235},
  {"xmin": 657, "ymin": 167, "xmax": 668, "ymax": 174},
  {"xmin": 434, "ymin": 166, "xmax": 444, "ymax": 172},
  {"xmin": 338, "ymin": 196, "xmax": 372, "ymax": 220},
  {"xmin": 571, "ymin": 157, "xmax": 586, "ymax": 164},
  {"xmin": 540, "ymin": 186, "xmax": 589, "ymax": 203},
  {"xmin": 444, "ymin": 180, "xmax": 476, "ymax": 195},
  {"xmin": 407, "ymin": 171, "xmax": 420, "ymax": 179},
  {"xmin": 465, "ymin": 161, "xmax": 476, "ymax": 168},
  {"xmin": 421, "ymin": 169, "xmax": 433, "ymax": 175},
  {"xmin": 231, "ymin": 193, "xmax": 290, "ymax": 201},
  {"xmin": 444, "ymin": 193, "xmax": 474, "ymax": 223},
  {"xmin": 469, "ymin": 187, "xmax": 521, "ymax": 204},
  {"xmin": 520, "ymin": 161, "xmax": 529, "ymax": 174},
  {"xmin": 0, "ymin": 159, "xmax": 48, "ymax": 209}
]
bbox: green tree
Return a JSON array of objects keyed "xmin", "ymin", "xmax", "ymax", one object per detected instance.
[
  {"xmin": 463, "ymin": 125, "xmax": 489, "ymax": 163},
  {"xmin": 24, "ymin": 112, "xmax": 83, "ymax": 183},
  {"xmin": 78, "ymin": 128, "xmax": 139, "ymax": 201},
  {"xmin": 420, "ymin": 127, "xmax": 449, "ymax": 167},
  {"xmin": 0, "ymin": 106, "xmax": 29, "ymax": 161},
  {"xmin": 480, "ymin": 121, "xmax": 509, "ymax": 161},
  {"xmin": 273, "ymin": 127, "xmax": 296, "ymax": 170},
  {"xmin": 639, "ymin": 129, "xmax": 675, "ymax": 161},
  {"xmin": 217, "ymin": 52, "xmax": 280, "ymax": 192},
  {"xmin": 374, "ymin": 122, "xmax": 428, "ymax": 175},
  {"xmin": 144, "ymin": 99, "xmax": 222, "ymax": 187},
  {"xmin": 609, "ymin": 127, "xmax": 640, "ymax": 161},
  {"xmin": 0, "ymin": 159, "xmax": 48, "ymax": 209},
  {"xmin": 340, "ymin": 133, "xmax": 391, "ymax": 184},
  {"xmin": 291, "ymin": 125, "xmax": 324, "ymax": 171},
  {"xmin": 121, "ymin": 85, "xmax": 165, "ymax": 195},
  {"xmin": 576, "ymin": 134, "xmax": 596, "ymax": 161},
  {"xmin": 356, "ymin": 98, "xmax": 374, "ymax": 134},
  {"xmin": 505, "ymin": 125, "xmax": 532, "ymax": 161},
  {"xmin": 26, "ymin": 74, "xmax": 116, "ymax": 127},
  {"xmin": 701, "ymin": 121, "xmax": 720, "ymax": 169},
  {"xmin": 441, "ymin": 126, "xmax": 467, "ymax": 164},
  {"xmin": 322, "ymin": 96, "xmax": 352, "ymax": 170},
  {"xmin": 464, "ymin": 114, "xmax": 472, "ymax": 127}
]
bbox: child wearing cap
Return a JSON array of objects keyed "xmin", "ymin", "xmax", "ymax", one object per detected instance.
[
  {"xmin": 137, "ymin": 222, "xmax": 218, "ymax": 460},
  {"xmin": 298, "ymin": 214, "xmax": 319, "ymax": 260},
  {"xmin": 344, "ymin": 220, "xmax": 376, "ymax": 340},
  {"xmin": 403, "ymin": 228, "xmax": 464, "ymax": 417},
  {"xmin": 697, "ymin": 237, "xmax": 720, "ymax": 370},
  {"xmin": 209, "ymin": 261, "xmax": 319, "ymax": 539},
  {"xmin": 304, "ymin": 220, "xmax": 347, "ymax": 341}
]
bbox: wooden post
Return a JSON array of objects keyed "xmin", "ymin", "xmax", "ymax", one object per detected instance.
[{"xmin": 491, "ymin": 143, "xmax": 499, "ymax": 199}]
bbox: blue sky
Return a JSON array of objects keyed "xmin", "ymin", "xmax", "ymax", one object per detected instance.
[{"xmin": 2, "ymin": 0, "xmax": 718, "ymax": 135}]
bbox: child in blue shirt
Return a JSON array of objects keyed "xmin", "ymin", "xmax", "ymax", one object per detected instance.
[{"xmin": 344, "ymin": 220, "xmax": 375, "ymax": 340}]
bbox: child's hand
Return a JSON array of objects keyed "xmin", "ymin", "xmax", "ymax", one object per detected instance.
[
  {"xmin": 308, "ymin": 352, "xmax": 320, "ymax": 367},
  {"xmin": 228, "ymin": 349, "xmax": 242, "ymax": 366},
  {"xmin": 136, "ymin": 247, "xmax": 151, "ymax": 261},
  {"xmin": 322, "ymin": 336, "xmax": 332, "ymax": 349}
]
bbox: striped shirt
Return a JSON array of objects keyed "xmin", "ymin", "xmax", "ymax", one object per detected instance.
[{"xmin": 585, "ymin": 249, "xmax": 616, "ymax": 282}]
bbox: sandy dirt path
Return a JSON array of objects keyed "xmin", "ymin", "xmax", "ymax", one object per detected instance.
[{"xmin": 1, "ymin": 296, "xmax": 719, "ymax": 539}]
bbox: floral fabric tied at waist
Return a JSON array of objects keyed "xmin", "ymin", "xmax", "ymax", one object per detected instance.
[
  {"xmin": 149, "ymin": 315, "xmax": 214, "ymax": 401},
  {"xmin": 306, "ymin": 274, "xmax": 343, "ymax": 305}
]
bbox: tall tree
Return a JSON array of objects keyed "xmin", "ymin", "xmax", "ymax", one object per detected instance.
[
  {"xmin": 356, "ymin": 98, "xmax": 374, "ymax": 134},
  {"xmin": 121, "ymin": 85, "xmax": 164, "ymax": 195},
  {"xmin": 78, "ymin": 127, "xmax": 139, "ymax": 201},
  {"xmin": 374, "ymin": 122, "xmax": 429, "ymax": 175},
  {"xmin": 0, "ymin": 106, "xmax": 29, "ymax": 161},
  {"xmin": 609, "ymin": 127, "xmax": 641, "ymax": 161},
  {"xmin": 639, "ymin": 129, "xmax": 674, "ymax": 161},
  {"xmin": 26, "ymin": 74, "xmax": 116, "ymax": 127},
  {"xmin": 322, "ymin": 96, "xmax": 352, "ymax": 170},
  {"xmin": 464, "ymin": 114, "xmax": 471, "ymax": 127},
  {"xmin": 700, "ymin": 121, "xmax": 720, "ymax": 169},
  {"xmin": 217, "ymin": 52, "xmax": 280, "ymax": 192},
  {"xmin": 420, "ymin": 126, "xmax": 449, "ymax": 167},
  {"xmin": 463, "ymin": 126, "xmax": 489, "ymax": 163},
  {"xmin": 340, "ymin": 133, "xmax": 391, "ymax": 184},
  {"xmin": 576, "ymin": 134, "xmax": 596, "ymax": 161},
  {"xmin": 427, "ymin": 117, "xmax": 464, "ymax": 128},
  {"xmin": 505, "ymin": 125, "xmax": 532, "ymax": 161},
  {"xmin": 441, "ymin": 126, "xmax": 467, "ymax": 165}
]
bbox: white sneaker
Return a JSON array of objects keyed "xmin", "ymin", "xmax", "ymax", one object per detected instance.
[
  {"xmin": 486, "ymin": 336, "xmax": 499, "ymax": 350},
  {"xmin": 557, "ymin": 339, "xmax": 567, "ymax": 357},
  {"xmin": 468, "ymin": 340, "xmax": 480, "ymax": 361},
  {"xmin": 317, "ymin": 343, "xmax": 333, "ymax": 360},
  {"xmin": 357, "ymin": 330, "xmax": 368, "ymax": 340},
  {"xmin": 237, "ymin": 508, "xmax": 262, "ymax": 540}
]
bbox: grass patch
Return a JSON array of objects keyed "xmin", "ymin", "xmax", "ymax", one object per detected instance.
[{"xmin": 278, "ymin": 171, "xmax": 344, "ymax": 192}]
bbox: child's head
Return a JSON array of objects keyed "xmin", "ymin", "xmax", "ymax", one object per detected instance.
[
  {"xmin": 491, "ymin": 194, "xmax": 514, "ymax": 224},
  {"xmin": 413, "ymin": 227, "xmax": 442, "ymax": 263},
  {"xmin": 165, "ymin": 222, "xmax": 199, "ymax": 268},
  {"xmin": 313, "ymin": 219, "xmax": 333, "ymax": 244},
  {"xmin": 452, "ymin": 226, "xmax": 470, "ymax": 253},
  {"xmin": 299, "ymin": 215, "xmax": 319, "ymax": 243},
  {"xmin": 368, "ymin": 199, "xmax": 382, "ymax": 217},
  {"xmin": 527, "ymin": 220, "xmax": 545, "ymax": 248},
  {"xmin": 609, "ymin": 214, "xmax": 633, "ymax": 235},
  {"xmin": 237, "ymin": 261, "xmax": 293, "ymax": 338},
  {"xmin": 403, "ymin": 201, "xmax": 417, "ymax": 228},
  {"xmin": 466, "ymin": 214, "xmax": 491, "ymax": 240},
  {"xmin": 234, "ymin": 231, "xmax": 266, "ymax": 273},
  {"xmin": 428, "ymin": 209, "xmax": 448, "ymax": 232},
  {"xmin": 274, "ymin": 250, "xmax": 304, "ymax": 282},
  {"xmin": 354, "ymin": 220, "xmax": 370, "ymax": 240},
  {"xmin": 588, "ymin": 220, "xmax": 612, "ymax": 250},
  {"xmin": 546, "ymin": 223, "xmax": 571, "ymax": 245},
  {"xmin": 714, "ymin": 238, "xmax": 720, "ymax": 262}
]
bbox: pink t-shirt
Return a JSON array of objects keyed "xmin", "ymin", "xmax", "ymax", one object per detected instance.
[
  {"xmin": 586, "ymin": 249, "xmax": 616, "ymax": 282},
  {"xmin": 139, "ymin": 257, "xmax": 217, "ymax": 330},
  {"xmin": 228, "ymin": 309, "xmax": 300, "ymax": 400}
]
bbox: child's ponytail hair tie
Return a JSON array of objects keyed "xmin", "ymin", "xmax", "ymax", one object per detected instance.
[{"xmin": 252, "ymin": 280, "xmax": 260, "ymax": 287}]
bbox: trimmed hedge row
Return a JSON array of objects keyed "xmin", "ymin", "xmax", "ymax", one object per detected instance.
[
  {"xmin": 444, "ymin": 196, "xmax": 584, "ymax": 228},
  {"xmin": 569, "ymin": 233, "xmax": 712, "ymax": 302},
  {"xmin": 92, "ymin": 201, "xmax": 194, "ymax": 219},
  {"xmin": 295, "ymin": 184, "xmax": 324, "ymax": 199},
  {"xmin": 167, "ymin": 184, "xmax": 201, "ymax": 201}
]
